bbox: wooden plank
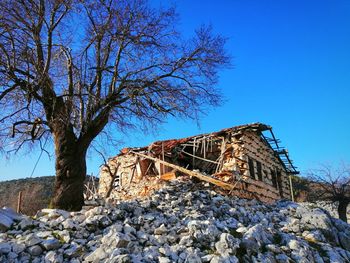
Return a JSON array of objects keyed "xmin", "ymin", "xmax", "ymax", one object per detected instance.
[
  {"xmin": 161, "ymin": 142, "xmax": 165, "ymax": 175},
  {"xmin": 17, "ymin": 191, "xmax": 22, "ymax": 213},
  {"xmin": 160, "ymin": 171, "xmax": 177, "ymax": 181},
  {"xmin": 128, "ymin": 165, "xmax": 137, "ymax": 186},
  {"xmin": 131, "ymin": 151, "xmax": 236, "ymax": 191}
]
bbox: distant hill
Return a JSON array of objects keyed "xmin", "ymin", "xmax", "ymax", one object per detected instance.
[
  {"xmin": 0, "ymin": 175, "xmax": 100, "ymax": 215},
  {"xmin": 0, "ymin": 176, "xmax": 55, "ymax": 215}
]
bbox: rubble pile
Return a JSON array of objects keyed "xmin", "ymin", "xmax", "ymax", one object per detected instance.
[
  {"xmin": 1, "ymin": 179, "xmax": 350, "ymax": 263},
  {"xmin": 306, "ymin": 201, "xmax": 350, "ymax": 221}
]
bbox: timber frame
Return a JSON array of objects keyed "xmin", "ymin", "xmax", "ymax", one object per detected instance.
[{"xmin": 98, "ymin": 123, "xmax": 299, "ymax": 203}]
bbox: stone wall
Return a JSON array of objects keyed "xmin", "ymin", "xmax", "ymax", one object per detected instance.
[
  {"xmin": 241, "ymin": 131, "xmax": 291, "ymax": 199},
  {"xmin": 212, "ymin": 130, "xmax": 291, "ymax": 202},
  {"xmin": 98, "ymin": 154, "xmax": 139, "ymax": 197}
]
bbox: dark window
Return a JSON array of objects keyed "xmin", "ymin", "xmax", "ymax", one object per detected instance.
[
  {"xmin": 277, "ymin": 170, "xmax": 283, "ymax": 197},
  {"xmin": 271, "ymin": 169, "xmax": 278, "ymax": 187},
  {"xmin": 248, "ymin": 157, "xmax": 255, "ymax": 179},
  {"xmin": 257, "ymin": 161, "xmax": 262, "ymax": 181},
  {"xmin": 263, "ymin": 170, "xmax": 268, "ymax": 181}
]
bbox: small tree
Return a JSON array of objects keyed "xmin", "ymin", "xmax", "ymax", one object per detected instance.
[
  {"xmin": 307, "ymin": 164, "xmax": 350, "ymax": 223},
  {"xmin": 0, "ymin": 0, "xmax": 230, "ymax": 210}
]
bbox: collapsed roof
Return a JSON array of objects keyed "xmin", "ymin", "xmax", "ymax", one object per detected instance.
[{"xmin": 121, "ymin": 122, "xmax": 298, "ymax": 175}]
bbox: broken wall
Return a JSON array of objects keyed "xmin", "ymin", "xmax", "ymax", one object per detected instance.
[
  {"xmin": 98, "ymin": 128, "xmax": 293, "ymax": 203},
  {"xmin": 98, "ymin": 153, "xmax": 170, "ymax": 199}
]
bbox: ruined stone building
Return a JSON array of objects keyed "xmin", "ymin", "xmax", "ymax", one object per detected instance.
[{"xmin": 98, "ymin": 123, "xmax": 299, "ymax": 203}]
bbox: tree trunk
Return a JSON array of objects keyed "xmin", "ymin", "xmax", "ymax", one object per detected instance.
[
  {"xmin": 51, "ymin": 127, "xmax": 87, "ymax": 211},
  {"xmin": 337, "ymin": 200, "xmax": 349, "ymax": 223}
]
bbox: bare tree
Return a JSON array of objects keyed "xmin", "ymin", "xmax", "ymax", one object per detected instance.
[
  {"xmin": 0, "ymin": 0, "xmax": 230, "ymax": 210},
  {"xmin": 307, "ymin": 164, "xmax": 350, "ymax": 223}
]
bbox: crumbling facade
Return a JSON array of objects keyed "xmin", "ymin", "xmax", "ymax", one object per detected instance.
[{"xmin": 98, "ymin": 123, "xmax": 299, "ymax": 203}]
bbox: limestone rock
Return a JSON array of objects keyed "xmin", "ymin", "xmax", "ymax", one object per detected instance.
[
  {"xmin": 27, "ymin": 245, "xmax": 43, "ymax": 256},
  {"xmin": 84, "ymin": 247, "xmax": 108, "ymax": 262},
  {"xmin": 0, "ymin": 212, "xmax": 14, "ymax": 231},
  {"xmin": 64, "ymin": 244, "xmax": 82, "ymax": 258},
  {"xmin": 0, "ymin": 242, "xmax": 11, "ymax": 254},
  {"xmin": 25, "ymin": 234, "xmax": 42, "ymax": 246},
  {"xmin": 154, "ymin": 224, "xmax": 167, "ymax": 235},
  {"xmin": 0, "ymin": 180, "xmax": 350, "ymax": 263},
  {"xmin": 44, "ymin": 251, "xmax": 63, "ymax": 263},
  {"xmin": 215, "ymin": 233, "xmax": 240, "ymax": 256},
  {"xmin": 338, "ymin": 232, "xmax": 350, "ymax": 251},
  {"xmin": 41, "ymin": 238, "xmax": 61, "ymax": 250}
]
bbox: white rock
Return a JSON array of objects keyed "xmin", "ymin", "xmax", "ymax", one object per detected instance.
[
  {"xmin": 0, "ymin": 212, "xmax": 14, "ymax": 231},
  {"xmin": 159, "ymin": 256, "xmax": 171, "ymax": 263},
  {"xmin": 73, "ymin": 214, "xmax": 86, "ymax": 223},
  {"xmin": 1, "ymin": 207, "xmax": 22, "ymax": 221},
  {"xmin": 215, "ymin": 233, "xmax": 240, "ymax": 256},
  {"xmin": 84, "ymin": 246, "xmax": 108, "ymax": 262},
  {"xmin": 12, "ymin": 242, "xmax": 26, "ymax": 253},
  {"xmin": 124, "ymin": 224, "xmax": 137, "ymax": 235},
  {"xmin": 158, "ymin": 244, "xmax": 178, "ymax": 261},
  {"xmin": 64, "ymin": 244, "xmax": 81, "ymax": 258},
  {"xmin": 7, "ymin": 251, "xmax": 18, "ymax": 259},
  {"xmin": 235, "ymin": 226, "xmax": 248, "ymax": 234},
  {"xmin": 302, "ymin": 230, "xmax": 326, "ymax": 243},
  {"xmin": 0, "ymin": 242, "xmax": 11, "ymax": 254},
  {"xmin": 41, "ymin": 238, "xmax": 61, "ymax": 250},
  {"xmin": 210, "ymin": 255, "xmax": 239, "ymax": 263},
  {"xmin": 288, "ymin": 239, "xmax": 301, "ymax": 250},
  {"xmin": 36, "ymin": 231, "xmax": 53, "ymax": 239},
  {"xmin": 40, "ymin": 209, "xmax": 70, "ymax": 219},
  {"xmin": 109, "ymin": 254, "xmax": 131, "ymax": 263},
  {"xmin": 85, "ymin": 206, "xmax": 104, "ymax": 218},
  {"xmin": 185, "ymin": 253, "xmax": 202, "ymax": 263},
  {"xmin": 25, "ymin": 234, "xmax": 42, "ymax": 246},
  {"xmin": 18, "ymin": 217, "xmax": 36, "ymax": 230},
  {"xmin": 62, "ymin": 218, "xmax": 78, "ymax": 229},
  {"xmin": 202, "ymin": 254, "xmax": 214, "ymax": 262},
  {"xmin": 56, "ymin": 230, "xmax": 70, "ymax": 243},
  {"xmin": 154, "ymin": 224, "xmax": 168, "ymax": 235},
  {"xmin": 115, "ymin": 233, "xmax": 131, "ymax": 248},
  {"xmin": 299, "ymin": 208, "xmax": 332, "ymax": 230},
  {"xmin": 265, "ymin": 244, "xmax": 282, "ymax": 254},
  {"xmin": 45, "ymin": 250, "xmax": 63, "ymax": 263},
  {"xmin": 243, "ymin": 224, "xmax": 272, "ymax": 246},
  {"xmin": 179, "ymin": 235, "xmax": 193, "ymax": 247},
  {"xmin": 338, "ymin": 232, "xmax": 350, "ymax": 251},
  {"xmin": 28, "ymin": 245, "xmax": 43, "ymax": 256},
  {"xmin": 33, "ymin": 256, "xmax": 45, "ymax": 263}
]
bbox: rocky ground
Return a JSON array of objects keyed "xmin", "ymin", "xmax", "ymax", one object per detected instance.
[{"xmin": 0, "ymin": 179, "xmax": 350, "ymax": 263}]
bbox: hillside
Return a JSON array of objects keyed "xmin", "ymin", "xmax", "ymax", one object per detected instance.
[
  {"xmin": 0, "ymin": 176, "xmax": 99, "ymax": 216},
  {"xmin": 0, "ymin": 176, "xmax": 55, "ymax": 215},
  {"xmin": 0, "ymin": 179, "xmax": 349, "ymax": 262}
]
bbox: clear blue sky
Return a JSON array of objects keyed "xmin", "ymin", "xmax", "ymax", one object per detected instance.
[{"xmin": 1, "ymin": 0, "xmax": 349, "ymax": 181}]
